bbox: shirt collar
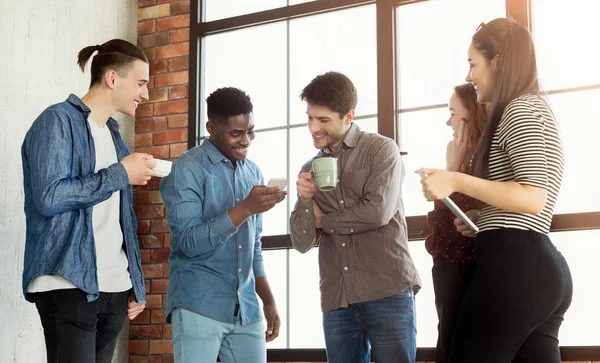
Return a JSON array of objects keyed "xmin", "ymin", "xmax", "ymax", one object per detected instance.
[
  {"xmin": 203, "ymin": 138, "xmax": 244, "ymax": 166},
  {"xmin": 322, "ymin": 122, "xmax": 361, "ymax": 155},
  {"xmin": 67, "ymin": 93, "xmax": 120, "ymax": 131}
]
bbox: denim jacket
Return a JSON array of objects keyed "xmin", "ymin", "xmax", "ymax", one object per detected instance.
[
  {"xmin": 21, "ymin": 94, "xmax": 146, "ymax": 303},
  {"xmin": 160, "ymin": 140, "xmax": 266, "ymax": 324}
]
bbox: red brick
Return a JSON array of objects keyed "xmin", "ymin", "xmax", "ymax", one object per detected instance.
[
  {"xmin": 157, "ymin": 14, "xmax": 189, "ymax": 31},
  {"xmin": 143, "ymin": 48, "xmax": 156, "ymax": 62},
  {"xmin": 158, "ymin": 0, "xmax": 178, "ymax": 3},
  {"xmin": 170, "ymin": 143, "xmax": 187, "ymax": 158},
  {"xmin": 131, "ymin": 309, "xmax": 151, "ymax": 325},
  {"xmin": 133, "ymin": 192, "xmax": 150, "ymax": 206},
  {"xmin": 128, "ymin": 356, "xmax": 162, "ymax": 363},
  {"xmin": 162, "ymin": 294, "xmax": 168, "ymax": 307},
  {"xmin": 140, "ymin": 234, "xmax": 164, "ymax": 249},
  {"xmin": 145, "ymin": 294, "xmax": 163, "ymax": 309},
  {"xmin": 155, "ymin": 100, "xmax": 188, "ymax": 116},
  {"xmin": 148, "ymin": 75, "xmax": 155, "ymax": 89},
  {"xmin": 151, "ymin": 309, "xmax": 167, "ymax": 324},
  {"xmin": 145, "ymin": 279, "xmax": 150, "ymax": 292},
  {"xmin": 133, "ymin": 177, "xmax": 162, "ymax": 191},
  {"xmin": 137, "ymin": 219, "xmax": 151, "ymax": 234},
  {"xmin": 138, "ymin": 32, "xmax": 170, "ymax": 49},
  {"xmin": 129, "ymin": 340, "xmax": 149, "ymax": 355},
  {"xmin": 137, "ymin": 19, "xmax": 156, "ymax": 35},
  {"xmin": 140, "ymin": 250, "xmax": 151, "ymax": 264},
  {"xmin": 162, "ymin": 356, "xmax": 174, "ymax": 363},
  {"xmin": 151, "ymin": 248, "xmax": 171, "ymax": 263},
  {"xmin": 167, "ymin": 114, "xmax": 187, "ymax": 128},
  {"xmin": 136, "ymin": 117, "xmax": 167, "ymax": 133},
  {"xmin": 135, "ymin": 133, "xmax": 153, "ymax": 147},
  {"xmin": 130, "ymin": 325, "xmax": 163, "ymax": 339},
  {"xmin": 144, "ymin": 263, "xmax": 165, "ymax": 279},
  {"xmin": 148, "ymin": 87, "xmax": 168, "ymax": 102},
  {"xmin": 149, "ymin": 190, "xmax": 163, "ymax": 204},
  {"xmin": 168, "ymin": 57, "xmax": 188, "ymax": 71},
  {"xmin": 134, "ymin": 191, "xmax": 154, "ymax": 205},
  {"xmin": 170, "ymin": 28, "xmax": 189, "ymax": 43},
  {"xmin": 138, "ymin": 3, "xmax": 170, "ymax": 20},
  {"xmin": 163, "ymin": 260, "xmax": 170, "ymax": 275},
  {"xmin": 135, "ymin": 145, "xmax": 170, "ymax": 159},
  {"xmin": 170, "ymin": 1, "xmax": 190, "ymax": 15},
  {"xmin": 134, "ymin": 205, "xmax": 165, "ymax": 220},
  {"xmin": 169, "ymin": 85, "xmax": 188, "ymax": 100},
  {"xmin": 136, "ymin": 104, "xmax": 154, "ymax": 118},
  {"xmin": 154, "ymin": 129, "xmax": 187, "ymax": 145},
  {"xmin": 151, "ymin": 218, "xmax": 171, "ymax": 233},
  {"xmin": 150, "ymin": 60, "xmax": 169, "ymax": 76},
  {"xmin": 138, "ymin": 0, "xmax": 156, "ymax": 7},
  {"xmin": 150, "ymin": 340, "xmax": 173, "ymax": 354},
  {"xmin": 155, "ymin": 71, "xmax": 188, "ymax": 87},
  {"xmin": 163, "ymin": 324, "xmax": 173, "ymax": 339},
  {"xmin": 156, "ymin": 42, "xmax": 188, "ymax": 59}
]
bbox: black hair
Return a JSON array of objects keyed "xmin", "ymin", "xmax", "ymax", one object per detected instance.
[
  {"xmin": 77, "ymin": 39, "xmax": 148, "ymax": 89},
  {"xmin": 206, "ymin": 87, "xmax": 254, "ymax": 124}
]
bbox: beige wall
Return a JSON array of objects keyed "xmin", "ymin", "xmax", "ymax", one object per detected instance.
[{"xmin": 0, "ymin": 0, "xmax": 138, "ymax": 362}]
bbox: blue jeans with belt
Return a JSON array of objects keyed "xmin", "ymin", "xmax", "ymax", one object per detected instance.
[{"xmin": 323, "ymin": 287, "xmax": 417, "ymax": 363}]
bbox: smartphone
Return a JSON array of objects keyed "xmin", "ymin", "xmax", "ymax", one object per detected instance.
[{"xmin": 267, "ymin": 178, "xmax": 288, "ymax": 190}]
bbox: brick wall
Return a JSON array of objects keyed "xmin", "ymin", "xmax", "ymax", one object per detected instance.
[
  {"xmin": 131, "ymin": 0, "xmax": 189, "ymax": 362},
  {"xmin": 131, "ymin": 1, "xmax": 597, "ymax": 363}
]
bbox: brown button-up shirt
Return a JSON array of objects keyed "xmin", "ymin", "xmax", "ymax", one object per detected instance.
[{"xmin": 290, "ymin": 124, "xmax": 421, "ymax": 312}]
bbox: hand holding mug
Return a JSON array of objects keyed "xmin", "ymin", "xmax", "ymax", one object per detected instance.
[{"xmin": 297, "ymin": 173, "xmax": 319, "ymax": 203}]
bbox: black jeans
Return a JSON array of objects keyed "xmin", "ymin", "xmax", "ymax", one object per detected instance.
[
  {"xmin": 34, "ymin": 289, "xmax": 130, "ymax": 363},
  {"xmin": 432, "ymin": 257, "xmax": 476, "ymax": 363},
  {"xmin": 448, "ymin": 229, "xmax": 573, "ymax": 363}
]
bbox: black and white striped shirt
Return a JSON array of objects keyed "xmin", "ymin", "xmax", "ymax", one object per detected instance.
[{"xmin": 477, "ymin": 94, "xmax": 564, "ymax": 234}]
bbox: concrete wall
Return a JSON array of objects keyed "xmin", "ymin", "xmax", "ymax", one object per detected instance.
[{"xmin": 0, "ymin": 0, "xmax": 138, "ymax": 361}]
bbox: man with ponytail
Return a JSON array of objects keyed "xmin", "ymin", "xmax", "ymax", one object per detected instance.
[{"xmin": 21, "ymin": 39, "xmax": 155, "ymax": 363}]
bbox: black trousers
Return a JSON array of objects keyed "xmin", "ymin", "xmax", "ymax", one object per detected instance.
[
  {"xmin": 448, "ymin": 229, "xmax": 573, "ymax": 363},
  {"xmin": 34, "ymin": 289, "xmax": 130, "ymax": 363},
  {"xmin": 432, "ymin": 257, "xmax": 476, "ymax": 363}
]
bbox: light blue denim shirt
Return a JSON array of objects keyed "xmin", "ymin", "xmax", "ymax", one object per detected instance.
[
  {"xmin": 21, "ymin": 94, "xmax": 146, "ymax": 303},
  {"xmin": 160, "ymin": 139, "xmax": 266, "ymax": 325}
]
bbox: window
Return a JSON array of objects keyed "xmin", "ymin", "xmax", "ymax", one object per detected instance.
[
  {"xmin": 191, "ymin": 0, "xmax": 600, "ymax": 359},
  {"xmin": 198, "ymin": 3, "xmax": 377, "ymax": 348},
  {"xmin": 533, "ymin": 0, "xmax": 600, "ymax": 91},
  {"xmin": 395, "ymin": 0, "xmax": 506, "ymax": 217},
  {"xmin": 395, "ymin": 0, "xmax": 506, "ymax": 347}
]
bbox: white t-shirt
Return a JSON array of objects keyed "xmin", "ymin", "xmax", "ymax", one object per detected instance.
[{"xmin": 28, "ymin": 118, "xmax": 132, "ymax": 293}]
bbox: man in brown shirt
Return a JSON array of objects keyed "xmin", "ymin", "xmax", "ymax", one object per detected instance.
[{"xmin": 290, "ymin": 72, "xmax": 421, "ymax": 363}]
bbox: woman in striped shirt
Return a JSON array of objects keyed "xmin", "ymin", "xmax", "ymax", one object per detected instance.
[{"xmin": 418, "ymin": 18, "xmax": 572, "ymax": 363}]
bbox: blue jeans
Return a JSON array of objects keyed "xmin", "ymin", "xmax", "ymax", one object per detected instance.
[
  {"xmin": 323, "ymin": 287, "xmax": 416, "ymax": 363},
  {"xmin": 171, "ymin": 308, "xmax": 266, "ymax": 363}
]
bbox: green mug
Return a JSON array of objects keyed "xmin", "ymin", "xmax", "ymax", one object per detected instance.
[{"xmin": 311, "ymin": 157, "xmax": 338, "ymax": 191}]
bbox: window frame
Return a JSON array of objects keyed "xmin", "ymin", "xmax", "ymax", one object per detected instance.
[{"xmin": 189, "ymin": 0, "xmax": 600, "ymax": 360}]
